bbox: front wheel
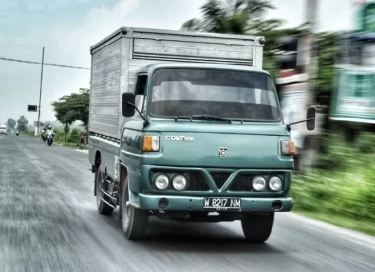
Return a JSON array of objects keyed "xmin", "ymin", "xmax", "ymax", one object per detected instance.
[
  {"xmin": 121, "ymin": 177, "xmax": 149, "ymax": 240},
  {"xmin": 241, "ymin": 213, "xmax": 274, "ymax": 243}
]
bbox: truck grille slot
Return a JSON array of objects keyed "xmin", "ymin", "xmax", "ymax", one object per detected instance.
[
  {"xmin": 229, "ymin": 174, "xmax": 254, "ymax": 191},
  {"xmin": 186, "ymin": 172, "xmax": 210, "ymax": 191},
  {"xmin": 210, "ymin": 172, "xmax": 232, "ymax": 189}
]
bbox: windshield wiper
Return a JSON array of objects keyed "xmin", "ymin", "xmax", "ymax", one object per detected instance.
[{"xmin": 175, "ymin": 115, "xmax": 232, "ymax": 123}]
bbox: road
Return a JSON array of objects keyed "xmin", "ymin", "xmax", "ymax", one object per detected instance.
[{"xmin": 1, "ymin": 134, "xmax": 375, "ymax": 272}]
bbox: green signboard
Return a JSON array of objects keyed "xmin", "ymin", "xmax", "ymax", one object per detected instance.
[
  {"xmin": 356, "ymin": 1, "xmax": 375, "ymax": 33},
  {"xmin": 363, "ymin": 3, "xmax": 375, "ymax": 32},
  {"xmin": 330, "ymin": 66, "xmax": 375, "ymax": 123}
]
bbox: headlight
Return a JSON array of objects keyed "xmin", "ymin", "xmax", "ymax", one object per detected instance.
[
  {"xmin": 252, "ymin": 175, "xmax": 266, "ymax": 191},
  {"xmin": 154, "ymin": 174, "xmax": 169, "ymax": 190},
  {"xmin": 143, "ymin": 136, "xmax": 160, "ymax": 152},
  {"xmin": 269, "ymin": 176, "xmax": 283, "ymax": 191},
  {"xmin": 172, "ymin": 175, "xmax": 187, "ymax": 191},
  {"xmin": 281, "ymin": 140, "xmax": 295, "ymax": 155}
]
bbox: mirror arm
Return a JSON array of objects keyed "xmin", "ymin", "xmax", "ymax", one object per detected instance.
[
  {"xmin": 126, "ymin": 102, "xmax": 150, "ymax": 127},
  {"xmin": 286, "ymin": 117, "xmax": 314, "ymax": 132}
]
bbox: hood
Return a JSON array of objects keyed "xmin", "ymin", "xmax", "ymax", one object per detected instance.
[{"xmin": 142, "ymin": 121, "xmax": 293, "ymax": 169}]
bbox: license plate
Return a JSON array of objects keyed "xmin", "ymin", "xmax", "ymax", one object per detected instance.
[{"xmin": 203, "ymin": 198, "xmax": 241, "ymax": 211}]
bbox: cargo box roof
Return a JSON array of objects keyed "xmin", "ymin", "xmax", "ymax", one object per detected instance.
[{"xmin": 136, "ymin": 63, "xmax": 270, "ymax": 76}]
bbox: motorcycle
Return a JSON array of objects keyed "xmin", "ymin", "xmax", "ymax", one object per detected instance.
[
  {"xmin": 46, "ymin": 131, "xmax": 54, "ymax": 146},
  {"xmin": 16, "ymin": 130, "xmax": 19, "ymax": 136},
  {"xmin": 41, "ymin": 131, "xmax": 47, "ymax": 142}
]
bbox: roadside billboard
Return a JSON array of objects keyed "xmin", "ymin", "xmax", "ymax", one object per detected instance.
[{"xmin": 330, "ymin": 65, "xmax": 375, "ymax": 123}]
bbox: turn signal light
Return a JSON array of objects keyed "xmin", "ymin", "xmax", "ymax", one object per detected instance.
[
  {"xmin": 281, "ymin": 140, "xmax": 295, "ymax": 155},
  {"xmin": 143, "ymin": 136, "xmax": 160, "ymax": 152}
]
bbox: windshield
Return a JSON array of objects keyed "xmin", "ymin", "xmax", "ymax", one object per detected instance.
[{"xmin": 149, "ymin": 68, "xmax": 281, "ymax": 121}]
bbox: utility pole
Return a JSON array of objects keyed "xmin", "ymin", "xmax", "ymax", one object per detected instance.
[
  {"xmin": 36, "ymin": 47, "xmax": 45, "ymax": 136},
  {"xmin": 305, "ymin": 0, "xmax": 318, "ymax": 103},
  {"xmin": 302, "ymin": 0, "xmax": 320, "ymax": 170}
]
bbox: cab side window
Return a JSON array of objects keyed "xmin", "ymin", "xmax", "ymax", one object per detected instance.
[{"xmin": 134, "ymin": 74, "xmax": 148, "ymax": 114}]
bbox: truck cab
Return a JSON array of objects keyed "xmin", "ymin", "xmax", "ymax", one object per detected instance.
[{"xmin": 88, "ymin": 27, "xmax": 315, "ymax": 242}]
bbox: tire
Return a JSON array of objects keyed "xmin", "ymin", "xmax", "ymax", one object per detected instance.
[
  {"xmin": 121, "ymin": 177, "xmax": 149, "ymax": 240},
  {"xmin": 96, "ymin": 165, "xmax": 115, "ymax": 215},
  {"xmin": 241, "ymin": 213, "xmax": 274, "ymax": 243}
]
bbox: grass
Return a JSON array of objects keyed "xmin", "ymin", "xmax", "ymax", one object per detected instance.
[
  {"xmin": 294, "ymin": 211, "xmax": 375, "ymax": 236},
  {"xmin": 291, "ymin": 132, "xmax": 375, "ymax": 236}
]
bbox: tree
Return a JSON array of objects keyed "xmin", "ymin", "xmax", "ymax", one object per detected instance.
[
  {"xmin": 7, "ymin": 118, "xmax": 16, "ymax": 130},
  {"xmin": 51, "ymin": 88, "xmax": 90, "ymax": 141},
  {"xmin": 17, "ymin": 116, "xmax": 28, "ymax": 132},
  {"xmin": 181, "ymin": 0, "xmax": 279, "ymax": 34},
  {"xmin": 182, "ymin": 0, "xmax": 338, "ymax": 106}
]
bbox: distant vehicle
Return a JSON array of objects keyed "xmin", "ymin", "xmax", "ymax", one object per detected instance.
[
  {"xmin": 15, "ymin": 130, "xmax": 19, "ymax": 136},
  {"xmin": 46, "ymin": 130, "xmax": 54, "ymax": 146},
  {"xmin": 41, "ymin": 127, "xmax": 48, "ymax": 142},
  {"xmin": 0, "ymin": 125, "xmax": 7, "ymax": 135}
]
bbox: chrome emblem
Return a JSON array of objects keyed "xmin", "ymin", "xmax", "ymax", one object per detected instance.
[
  {"xmin": 165, "ymin": 136, "xmax": 195, "ymax": 141},
  {"xmin": 219, "ymin": 147, "xmax": 228, "ymax": 158}
]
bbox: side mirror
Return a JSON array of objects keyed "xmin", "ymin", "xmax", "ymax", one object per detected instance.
[
  {"xmin": 306, "ymin": 106, "xmax": 316, "ymax": 131},
  {"xmin": 122, "ymin": 93, "xmax": 135, "ymax": 117}
]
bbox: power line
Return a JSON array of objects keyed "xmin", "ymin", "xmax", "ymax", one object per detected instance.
[{"xmin": 0, "ymin": 57, "xmax": 90, "ymax": 70}]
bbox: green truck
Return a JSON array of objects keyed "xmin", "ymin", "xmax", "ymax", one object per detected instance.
[{"xmin": 88, "ymin": 27, "xmax": 315, "ymax": 242}]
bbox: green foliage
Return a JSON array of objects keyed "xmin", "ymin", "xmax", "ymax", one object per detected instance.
[
  {"xmin": 23, "ymin": 130, "xmax": 36, "ymax": 137},
  {"xmin": 7, "ymin": 118, "xmax": 16, "ymax": 129},
  {"xmin": 51, "ymin": 88, "xmax": 90, "ymax": 131},
  {"xmin": 181, "ymin": 0, "xmax": 279, "ymax": 34},
  {"xmin": 314, "ymin": 32, "xmax": 338, "ymax": 104},
  {"xmin": 291, "ymin": 133, "xmax": 375, "ymax": 222},
  {"xmin": 17, "ymin": 115, "xmax": 28, "ymax": 132},
  {"xmin": 68, "ymin": 128, "xmax": 81, "ymax": 143}
]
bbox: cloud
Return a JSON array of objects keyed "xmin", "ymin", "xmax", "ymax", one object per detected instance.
[
  {"xmin": 46, "ymin": 0, "xmax": 139, "ymax": 67},
  {"xmin": 34, "ymin": 0, "xmax": 139, "ymax": 121}
]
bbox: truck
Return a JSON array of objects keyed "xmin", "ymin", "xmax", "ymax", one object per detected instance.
[{"xmin": 88, "ymin": 27, "xmax": 316, "ymax": 242}]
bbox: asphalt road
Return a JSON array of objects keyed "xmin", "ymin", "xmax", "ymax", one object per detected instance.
[{"xmin": 1, "ymin": 134, "xmax": 375, "ymax": 272}]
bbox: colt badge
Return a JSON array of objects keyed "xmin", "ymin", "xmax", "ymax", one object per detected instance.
[{"xmin": 219, "ymin": 147, "xmax": 228, "ymax": 158}]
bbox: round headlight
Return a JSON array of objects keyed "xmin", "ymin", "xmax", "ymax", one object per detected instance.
[
  {"xmin": 269, "ymin": 176, "xmax": 282, "ymax": 191},
  {"xmin": 154, "ymin": 174, "xmax": 169, "ymax": 190},
  {"xmin": 172, "ymin": 175, "xmax": 187, "ymax": 191},
  {"xmin": 252, "ymin": 176, "xmax": 266, "ymax": 191}
]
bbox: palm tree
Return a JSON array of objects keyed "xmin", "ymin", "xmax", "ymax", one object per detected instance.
[{"xmin": 181, "ymin": 0, "xmax": 281, "ymax": 34}]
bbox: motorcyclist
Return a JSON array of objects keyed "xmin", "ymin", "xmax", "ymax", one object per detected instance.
[
  {"xmin": 41, "ymin": 126, "xmax": 48, "ymax": 141},
  {"xmin": 46, "ymin": 125, "xmax": 55, "ymax": 137}
]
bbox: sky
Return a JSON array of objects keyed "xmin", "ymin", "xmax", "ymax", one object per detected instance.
[{"xmin": 0, "ymin": 0, "xmax": 356, "ymax": 125}]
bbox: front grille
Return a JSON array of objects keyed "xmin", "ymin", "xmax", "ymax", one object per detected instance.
[
  {"xmin": 186, "ymin": 172, "xmax": 210, "ymax": 191},
  {"xmin": 210, "ymin": 172, "xmax": 231, "ymax": 189},
  {"xmin": 229, "ymin": 174, "xmax": 254, "ymax": 191}
]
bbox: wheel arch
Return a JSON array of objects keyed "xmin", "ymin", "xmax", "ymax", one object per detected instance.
[{"xmin": 118, "ymin": 162, "xmax": 129, "ymax": 220}]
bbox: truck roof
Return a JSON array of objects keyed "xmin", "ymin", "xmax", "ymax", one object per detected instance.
[
  {"xmin": 91, "ymin": 26, "xmax": 264, "ymax": 51},
  {"xmin": 136, "ymin": 62, "xmax": 271, "ymax": 76}
]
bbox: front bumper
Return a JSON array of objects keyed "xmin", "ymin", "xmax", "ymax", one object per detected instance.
[{"xmin": 138, "ymin": 194, "xmax": 293, "ymax": 212}]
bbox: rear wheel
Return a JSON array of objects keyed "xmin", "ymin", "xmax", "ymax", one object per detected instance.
[
  {"xmin": 96, "ymin": 165, "xmax": 115, "ymax": 215},
  {"xmin": 121, "ymin": 177, "xmax": 149, "ymax": 240},
  {"xmin": 241, "ymin": 213, "xmax": 274, "ymax": 243}
]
